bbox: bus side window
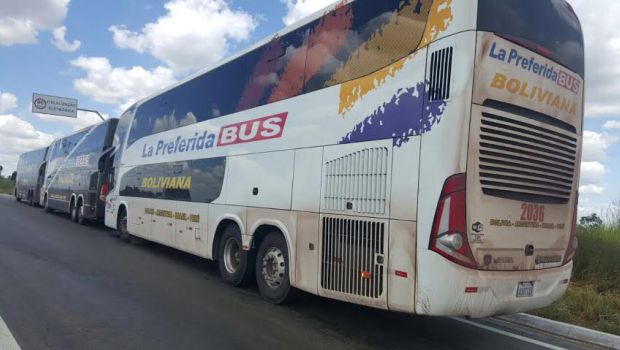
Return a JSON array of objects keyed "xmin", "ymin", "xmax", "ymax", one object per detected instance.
[{"xmin": 303, "ymin": 0, "xmax": 431, "ymax": 93}]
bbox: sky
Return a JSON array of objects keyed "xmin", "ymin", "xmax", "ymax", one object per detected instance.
[{"xmin": 0, "ymin": 0, "xmax": 618, "ymax": 219}]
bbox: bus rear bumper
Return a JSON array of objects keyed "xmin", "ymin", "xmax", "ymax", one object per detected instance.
[{"xmin": 415, "ymin": 252, "xmax": 572, "ymax": 318}]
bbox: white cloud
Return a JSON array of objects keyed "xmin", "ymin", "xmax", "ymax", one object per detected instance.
[
  {"xmin": 570, "ymin": 0, "xmax": 620, "ymax": 118},
  {"xmin": 579, "ymin": 184, "xmax": 604, "ymax": 194},
  {"xmin": 70, "ymin": 56, "xmax": 176, "ymax": 112},
  {"xmin": 581, "ymin": 130, "xmax": 618, "ymax": 162},
  {"xmin": 0, "ymin": 0, "xmax": 69, "ymax": 46},
  {"xmin": 51, "ymin": 25, "xmax": 80, "ymax": 52},
  {"xmin": 109, "ymin": 0, "xmax": 257, "ymax": 73},
  {"xmin": 578, "ymin": 130, "xmax": 617, "ymax": 193},
  {"xmin": 580, "ymin": 161, "xmax": 605, "ymax": 186},
  {"xmin": 280, "ymin": 0, "xmax": 337, "ymax": 25},
  {"xmin": 603, "ymin": 120, "xmax": 620, "ymax": 130},
  {"xmin": 0, "ymin": 92, "xmax": 18, "ymax": 113},
  {"xmin": 0, "ymin": 114, "xmax": 54, "ymax": 174}
]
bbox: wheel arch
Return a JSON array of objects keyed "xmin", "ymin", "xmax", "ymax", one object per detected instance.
[
  {"xmin": 211, "ymin": 216, "xmax": 245, "ymax": 261},
  {"xmin": 114, "ymin": 201, "xmax": 128, "ymax": 230}
]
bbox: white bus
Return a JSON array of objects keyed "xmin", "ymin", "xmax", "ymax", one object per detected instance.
[{"xmin": 104, "ymin": 0, "xmax": 584, "ymax": 317}]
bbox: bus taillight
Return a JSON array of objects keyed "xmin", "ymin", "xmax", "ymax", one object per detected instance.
[
  {"xmin": 429, "ymin": 174, "xmax": 477, "ymax": 269},
  {"xmin": 100, "ymin": 181, "xmax": 109, "ymax": 202},
  {"xmin": 563, "ymin": 193, "xmax": 579, "ymax": 265}
]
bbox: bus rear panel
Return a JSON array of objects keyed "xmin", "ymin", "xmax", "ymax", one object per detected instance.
[
  {"xmin": 418, "ymin": 0, "xmax": 583, "ymax": 317},
  {"xmin": 15, "ymin": 147, "xmax": 48, "ymax": 205}
]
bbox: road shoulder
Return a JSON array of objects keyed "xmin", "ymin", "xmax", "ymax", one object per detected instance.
[{"xmin": 497, "ymin": 313, "xmax": 620, "ymax": 349}]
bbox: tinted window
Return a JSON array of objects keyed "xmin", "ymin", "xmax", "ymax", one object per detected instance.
[
  {"xmin": 126, "ymin": 0, "xmax": 432, "ymax": 146},
  {"xmin": 120, "ymin": 158, "xmax": 226, "ymax": 203},
  {"xmin": 478, "ymin": 0, "xmax": 584, "ymax": 76},
  {"xmin": 304, "ymin": 0, "xmax": 431, "ymax": 92},
  {"xmin": 46, "ymin": 130, "xmax": 89, "ymax": 177},
  {"xmin": 113, "ymin": 107, "xmax": 135, "ymax": 168},
  {"xmin": 59, "ymin": 130, "xmax": 89, "ymax": 157},
  {"xmin": 74, "ymin": 123, "xmax": 108, "ymax": 156},
  {"xmin": 114, "ymin": 108, "xmax": 134, "ymax": 148},
  {"xmin": 45, "ymin": 141, "xmax": 57, "ymax": 162},
  {"xmin": 237, "ymin": 26, "xmax": 310, "ymax": 110},
  {"xmin": 128, "ymin": 61, "xmax": 248, "ymax": 146},
  {"xmin": 127, "ymin": 27, "xmax": 310, "ymax": 147}
]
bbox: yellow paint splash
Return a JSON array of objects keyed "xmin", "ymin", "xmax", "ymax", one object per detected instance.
[
  {"xmin": 337, "ymin": 0, "xmax": 454, "ymax": 115},
  {"xmin": 338, "ymin": 60, "xmax": 407, "ymax": 115},
  {"xmin": 420, "ymin": 0, "xmax": 454, "ymax": 48}
]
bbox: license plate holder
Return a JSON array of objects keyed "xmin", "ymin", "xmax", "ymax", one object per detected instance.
[{"xmin": 516, "ymin": 281, "xmax": 535, "ymax": 298}]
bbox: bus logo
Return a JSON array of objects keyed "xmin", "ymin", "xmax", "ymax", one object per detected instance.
[
  {"xmin": 218, "ymin": 112, "xmax": 288, "ymax": 147},
  {"xmin": 34, "ymin": 97, "xmax": 47, "ymax": 110}
]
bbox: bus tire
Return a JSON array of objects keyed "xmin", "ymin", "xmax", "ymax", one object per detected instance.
[
  {"xmin": 218, "ymin": 225, "xmax": 254, "ymax": 287},
  {"xmin": 118, "ymin": 208, "xmax": 130, "ymax": 242},
  {"xmin": 28, "ymin": 192, "xmax": 34, "ymax": 206},
  {"xmin": 256, "ymin": 232, "xmax": 292, "ymax": 304},
  {"xmin": 70, "ymin": 198, "xmax": 78, "ymax": 222},
  {"xmin": 15, "ymin": 189, "xmax": 20, "ymax": 202},
  {"xmin": 77, "ymin": 199, "xmax": 86, "ymax": 225}
]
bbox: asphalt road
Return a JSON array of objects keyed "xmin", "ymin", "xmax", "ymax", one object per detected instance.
[{"xmin": 0, "ymin": 195, "xmax": 601, "ymax": 350}]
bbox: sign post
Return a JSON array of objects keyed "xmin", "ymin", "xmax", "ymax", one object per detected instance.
[{"xmin": 32, "ymin": 93, "xmax": 104, "ymax": 121}]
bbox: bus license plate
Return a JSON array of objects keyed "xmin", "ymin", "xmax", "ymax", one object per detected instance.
[{"xmin": 516, "ymin": 281, "xmax": 535, "ymax": 298}]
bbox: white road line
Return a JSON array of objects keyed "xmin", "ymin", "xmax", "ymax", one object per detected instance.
[
  {"xmin": 0, "ymin": 314, "xmax": 20, "ymax": 350},
  {"xmin": 451, "ymin": 317, "xmax": 568, "ymax": 350}
]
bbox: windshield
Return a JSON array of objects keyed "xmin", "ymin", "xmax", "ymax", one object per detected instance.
[{"xmin": 478, "ymin": 0, "xmax": 584, "ymax": 77}]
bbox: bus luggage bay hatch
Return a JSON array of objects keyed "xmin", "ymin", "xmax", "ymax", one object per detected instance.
[
  {"xmin": 41, "ymin": 119, "xmax": 119, "ymax": 224},
  {"xmin": 100, "ymin": 0, "xmax": 584, "ymax": 317}
]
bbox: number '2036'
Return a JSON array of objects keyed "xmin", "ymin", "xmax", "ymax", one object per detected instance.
[{"xmin": 521, "ymin": 203, "xmax": 545, "ymax": 222}]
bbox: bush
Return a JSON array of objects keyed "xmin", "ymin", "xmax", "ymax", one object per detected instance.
[
  {"xmin": 0, "ymin": 177, "xmax": 13, "ymax": 195},
  {"xmin": 572, "ymin": 226, "xmax": 620, "ymax": 292},
  {"xmin": 531, "ymin": 224, "xmax": 620, "ymax": 335}
]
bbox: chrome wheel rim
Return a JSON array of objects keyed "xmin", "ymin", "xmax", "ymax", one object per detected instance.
[
  {"xmin": 223, "ymin": 238, "xmax": 241, "ymax": 274},
  {"xmin": 262, "ymin": 247, "xmax": 285, "ymax": 289}
]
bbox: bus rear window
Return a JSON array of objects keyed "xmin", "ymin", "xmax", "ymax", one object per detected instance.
[{"xmin": 478, "ymin": 0, "xmax": 584, "ymax": 77}]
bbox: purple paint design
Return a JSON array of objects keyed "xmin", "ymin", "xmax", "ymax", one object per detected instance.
[{"xmin": 339, "ymin": 81, "xmax": 447, "ymax": 147}]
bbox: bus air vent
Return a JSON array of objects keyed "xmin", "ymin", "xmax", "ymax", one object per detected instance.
[
  {"xmin": 323, "ymin": 147, "xmax": 389, "ymax": 215},
  {"xmin": 478, "ymin": 111, "xmax": 577, "ymax": 204},
  {"xmin": 320, "ymin": 216, "xmax": 385, "ymax": 299},
  {"xmin": 429, "ymin": 46, "xmax": 453, "ymax": 101}
]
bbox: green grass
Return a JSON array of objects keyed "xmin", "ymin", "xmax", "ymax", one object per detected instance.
[
  {"xmin": 530, "ymin": 226, "xmax": 620, "ymax": 335},
  {"xmin": 0, "ymin": 177, "xmax": 13, "ymax": 195}
]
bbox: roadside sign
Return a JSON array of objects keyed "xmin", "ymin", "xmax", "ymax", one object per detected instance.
[{"xmin": 32, "ymin": 93, "xmax": 78, "ymax": 118}]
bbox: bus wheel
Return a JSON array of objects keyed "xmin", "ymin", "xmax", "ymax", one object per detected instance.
[
  {"xmin": 28, "ymin": 192, "xmax": 34, "ymax": 206},
  {"xmin": 15, "ymin": 189, "xmax": 20, "ymax": 202},
  {"xmin": 70, "ymin": 199, "xmax": 78, "ymax": 222},
  {"xmin": 118, "ymin": 209, "xmax": 130, "ymax": 242},
  {"xmin": 77, "ymin": 200, "xmax": 86, "ymax": 225},
  {"xmin": 218, "ymin": 225, "xmax": 254, "ymax": 287},
  {"xmin": 256, "ymin": 232, "xmax": 292, "ymax": 304}
]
